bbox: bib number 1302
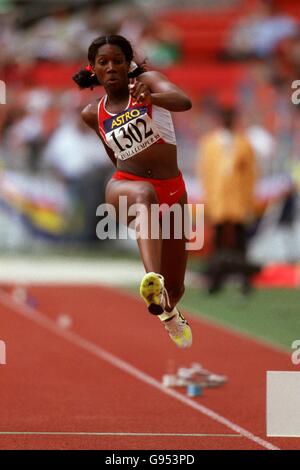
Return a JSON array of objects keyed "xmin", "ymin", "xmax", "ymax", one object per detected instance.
[{"xmin": 111, "ymin": 118, "xmax": 154, "ymax": 152}]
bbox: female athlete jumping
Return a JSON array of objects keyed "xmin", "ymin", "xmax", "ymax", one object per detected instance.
[{"xmin": 73, "ymin": 35, "xmax": 192, "ymax": 348}]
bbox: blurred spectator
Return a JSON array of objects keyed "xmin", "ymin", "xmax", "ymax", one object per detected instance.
[
  {"xmin": 272, "ymin": 33, "xmax": 300, "ymax": 83},
  {"xmin": 42, "ymin": 111, "xmax": 113, "ymax": 242},
  {"xmin": 0, "ymin": 87, "xmax": 56, "ymax": 172},
  {"xmin": 226, "ymin": 0, "xmax": 298, "ymax": 60},
  {"xmin": 19, "ymin": 5, "xmax": 105, "ymax": 62},
  {"xmin": 0, "ymin": 6, "xmax": 20, "ymax": 69},
  {"xmin": 116, "ymin": 5, "xmax": 148, "ymax": 45},
  {"xmin": 245, "ymin": 123, "xmax": 275, "ymax": 177},
  {"xmin": 0, "ymin": 2, "xmax": 182, "ymax": 69},
  {"xmin": 197, "ymin": 107, "xmax": 259, "ymax": 294},
  {"xmin": 137, "ymin": 18, "xmax": 182, "ymax": 67}
]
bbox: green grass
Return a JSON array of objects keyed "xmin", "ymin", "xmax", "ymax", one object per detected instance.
[{"xmin": 181, "ymin": 286, "xmax": 300, "ymax": 351}]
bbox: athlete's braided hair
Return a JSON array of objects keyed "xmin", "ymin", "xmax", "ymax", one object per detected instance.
[{"xmin": 72, "ymin": 35, "xmax": 146, "ymax": 89}]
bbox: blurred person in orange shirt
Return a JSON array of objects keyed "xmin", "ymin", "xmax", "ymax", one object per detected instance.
[{"xmin": 197, "ymin": 106, "xmax": 258, "ymax": 294}]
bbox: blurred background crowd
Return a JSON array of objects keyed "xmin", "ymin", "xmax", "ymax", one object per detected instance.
[{"xmin": 0, "ymin": 0, "xmax": 300, "ymax": 290}]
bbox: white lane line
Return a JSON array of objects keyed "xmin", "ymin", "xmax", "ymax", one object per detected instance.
[
  {"xmin": 0, "ymin": 291, "xmax": 280, "ymax": 451},
  {"xmin": 0, "ymin": 432, "xmax": 240, "ymax": 438}
]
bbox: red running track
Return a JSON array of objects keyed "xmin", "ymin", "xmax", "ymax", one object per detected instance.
[{"xmin": 0, "ymin": 284, "xmax": 299, "ymax": 450}]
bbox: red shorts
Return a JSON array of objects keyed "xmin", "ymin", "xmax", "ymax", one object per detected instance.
[{"xmin": 112, "ymin": 170, "xmax": 186, "ymax": 206}]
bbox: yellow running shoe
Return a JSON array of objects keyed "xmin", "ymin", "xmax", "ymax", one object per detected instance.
[
  {"xmin": 140, "ymin": 272, "xmax": 167, "ymax": 315},
  {"xmin": 163, "ymin": 307, "xmax": 192, "ymax": 349}
]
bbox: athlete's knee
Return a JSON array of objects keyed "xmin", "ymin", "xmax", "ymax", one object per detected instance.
[
  {"xmin": 135, "ymin": 183, "xmax": 158, "ymax": 206},
  {"xmin": 167, "ymin": 283, "xmax": 185, "ymax": 305}
]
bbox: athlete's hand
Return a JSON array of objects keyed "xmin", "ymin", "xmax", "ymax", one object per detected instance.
[{"xmin": 128, "ymin": 78, "xmax": 152, "ymax": 105}]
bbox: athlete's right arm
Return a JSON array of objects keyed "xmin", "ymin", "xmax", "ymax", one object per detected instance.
[{"xmin": 81, "ymin": 103, "xmax": 117, "ymax": 167}]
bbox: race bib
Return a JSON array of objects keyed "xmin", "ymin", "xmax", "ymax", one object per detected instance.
[{"xmin": 103, "ymin": 106, "xmax": 161, "ymax": 160}]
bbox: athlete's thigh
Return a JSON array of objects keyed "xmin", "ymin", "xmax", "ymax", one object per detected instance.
[
  {"xmin": 160, "ymin": 192, "xmax": 188, "ymax": 290},
  {"xmin": 105, "ymin": 178, "xmax": 157, "ymax": 222}
]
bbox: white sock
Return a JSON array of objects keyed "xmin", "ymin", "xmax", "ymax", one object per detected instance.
[{"xmin": 158, "ymin": 307, "xmax": 178, "ymax": 322}]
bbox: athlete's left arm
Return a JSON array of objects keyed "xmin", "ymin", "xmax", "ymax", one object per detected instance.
[{"xmin": 130, "ymin": 71, "xmax": 192, "ymax": 112}]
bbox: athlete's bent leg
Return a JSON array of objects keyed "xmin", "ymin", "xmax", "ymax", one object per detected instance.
[
  {"xmin": 159, "ymin": 192, "xmax": 192, "ymax": 348},
  {"xmin": 160, "ymin": 192, "xmax": 188, "ymax": 310},
  {"xmin": 105, "ymin": 179, "xmax": 162, "ymax": 273}
]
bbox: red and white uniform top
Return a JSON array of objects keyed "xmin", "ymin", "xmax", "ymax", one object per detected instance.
[{"xmin": 98, "ymin": 95, "xmax": 176, "ymax": 161}]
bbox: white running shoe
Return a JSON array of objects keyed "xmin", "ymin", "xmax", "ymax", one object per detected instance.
[
  {"xmin": 163, "ymin": 308, "xmax": 192, "ymax": 349},
  {"xmin": 139, "ymin": 272, "xmax": 168, "ymax": 315}
]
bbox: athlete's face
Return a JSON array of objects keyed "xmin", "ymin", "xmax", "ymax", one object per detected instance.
[{"xmin": 93, "ymin": 44, "xmax": 130, "ymax": 90}]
